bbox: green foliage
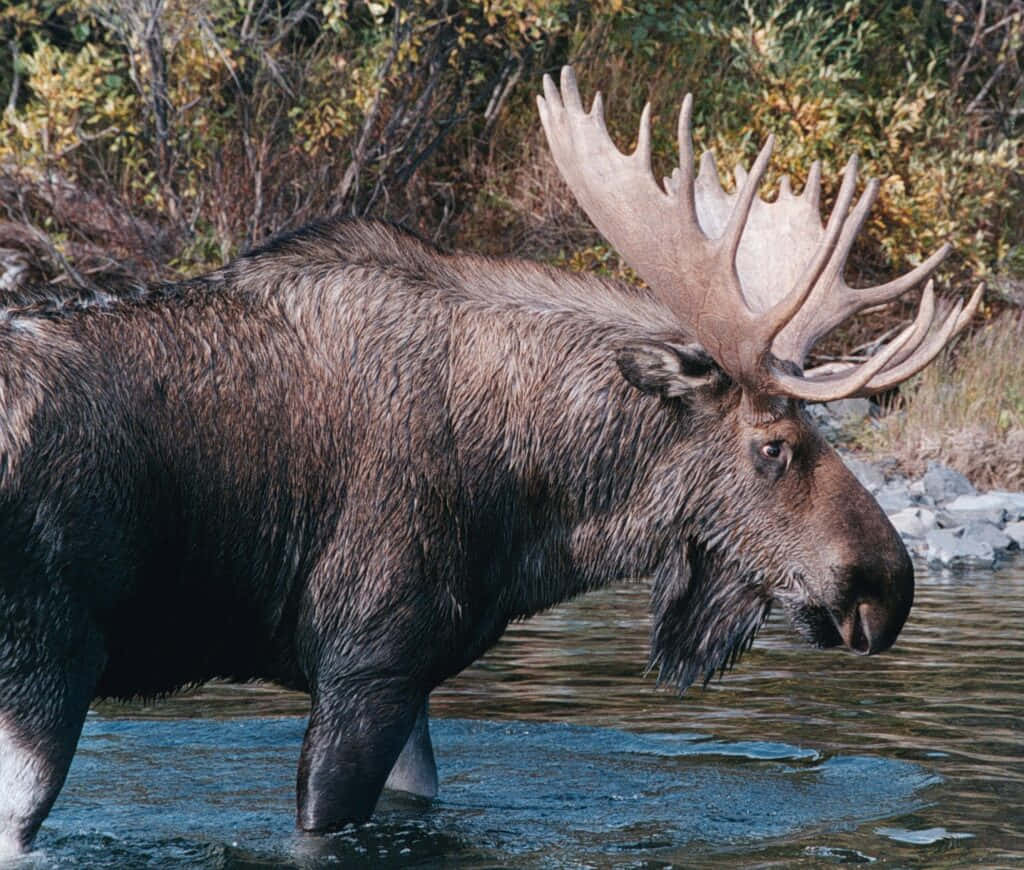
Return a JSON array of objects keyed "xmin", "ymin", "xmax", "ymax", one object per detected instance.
[
  {"xmin": 0, "ymin": 0, "xmax": 1020, "ymax": 304},
  {"xmin": 0, "ymin": 0, "xmax": 588, "ymax": 279}
]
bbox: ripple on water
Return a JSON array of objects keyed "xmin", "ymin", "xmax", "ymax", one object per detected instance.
[{"xmin": 31, "ymin": 717, "xmax": 936, "ymax": 868}]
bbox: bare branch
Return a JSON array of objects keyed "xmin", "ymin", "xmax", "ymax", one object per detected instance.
[{"xmin": 5, "ymin": 38, "xmax": 19, "ymax": 114}]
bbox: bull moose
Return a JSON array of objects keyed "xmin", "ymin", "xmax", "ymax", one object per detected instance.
[{"xmin": 0, "ymin": 67, "xmax": 979, "ymax": 854}]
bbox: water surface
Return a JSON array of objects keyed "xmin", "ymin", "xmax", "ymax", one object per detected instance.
[{"xmin": 25, "ymin": 559, "xmax": 1024, "ymax": 867}]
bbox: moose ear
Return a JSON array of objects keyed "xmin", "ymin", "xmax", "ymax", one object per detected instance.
[{"xmin": 616, "ymin": 341, "xmax": 722, "ymax": 398}]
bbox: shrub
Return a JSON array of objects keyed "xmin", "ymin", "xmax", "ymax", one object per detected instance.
[{"xmin": 0, "ymin": 0, "xmax": 587, "ymax": 282}]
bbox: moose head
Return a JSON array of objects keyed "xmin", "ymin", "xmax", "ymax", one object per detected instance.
[{"xmin": 536, "ymin": 67, "xmax": 980, "ymax": 688}]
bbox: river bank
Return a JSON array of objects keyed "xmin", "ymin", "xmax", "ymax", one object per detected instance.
[
  {"xmin": 811, "ymin": 401, "xmax": 1023, "ymax": 567},
  {"xmin": 842, "ymin": 452, "xmax": 1023, "ymax": 566}
]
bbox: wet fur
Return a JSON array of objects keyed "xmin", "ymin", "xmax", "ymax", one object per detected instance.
[
  {"xmin": 0, "ymin": 217, "xmax": 910, "ymax": 843},
  {"xmin": 1, "ymin": 219, "xmax": 756, "ymax": 696}
]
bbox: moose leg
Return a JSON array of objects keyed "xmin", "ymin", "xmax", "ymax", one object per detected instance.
[
  {"xmin": 0, "ymin": 597, "xmax": 104, "ymax": 856},
  {"xmin": 296, "ymin": 676, "xmax": 425, "ymax": 833},
  {"xmin": 0, "ymin": 716, "xmax": 76, "ymax": 857},
  {"xmin": 383, "ymin": 698, "xmax": 437, "ymax": 798}
]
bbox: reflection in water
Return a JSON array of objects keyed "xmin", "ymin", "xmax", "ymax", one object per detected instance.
[{"xmin": 47, "ymin": 559, "xmax": 1024, "ymax": 867}]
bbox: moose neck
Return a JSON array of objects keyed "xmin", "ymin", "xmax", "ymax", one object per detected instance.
[{"xmin": 446, "ymin": 302, "xmax": 730, "ymax": 620}]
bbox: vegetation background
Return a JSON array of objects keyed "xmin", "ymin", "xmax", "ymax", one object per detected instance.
[{"xmin": 1, "ymin": 0, "xmax": 1021, "ymax": 485}]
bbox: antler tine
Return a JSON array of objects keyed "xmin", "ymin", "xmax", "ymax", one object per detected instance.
[
  {"xmin": 676, "ymin": 93, "xmax": 697, "ymax": 223},
  {"xmin": 868, "ymin": 279, "xmax": 941, "ymax": 372},
  {"xmin": 720, "ymin": 135, "xmax": 774, "ymax": 267},
  {"xmin": 635, "ymin": 100, "xmax": 653, "ymax": 168},
  {"xmin": 770, "ymin": 282, "xmax": 938, "ymax": 402},
  {"xmin": 831, "ymin": 176, "xmax": 880, "ymax": 283},
  {"xmin": 804, "ymin": 161, "xmax": 822, "ymax": 209},
  {"xmin": 758, "ymin": 155, "xmax": 863, "ymax": 354},
  {"xmin": 559, "ymin": 64, "xmax": 584, "ymax": 113},
  {"xmin": 851, "ymin": 282, "xmax": 983, "ymax": 394},
  {"xmin": 538, "ymin": 66, "xmax": 760, "ymax": 382},
  {"xmin": 862, "ymin": 279, "xmax": 948, "ymax": 375},
  {"xmin": 845, "ymin": 243, "xmax": 952, "ymax": 312}
]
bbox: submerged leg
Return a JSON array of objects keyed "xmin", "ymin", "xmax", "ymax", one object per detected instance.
[
  {"xmin": 296, "ymin": 676, "xmax": 424, "ymax": 833},
  {"xmin": 383, "ymin": 698, "xmax": 437, "ymax": 798},
  {"xmin": 0, "ymin": 716, "xmax": 77, "ymax": 857},
  {"xmin": 0, "ymin": 595, "xmax": 104, "ymax": 856}
]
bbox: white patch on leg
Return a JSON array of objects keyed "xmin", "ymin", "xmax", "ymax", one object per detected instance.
[{"xmin": 0, "ymin": 719, "xmax": 48, "ymax": 858}]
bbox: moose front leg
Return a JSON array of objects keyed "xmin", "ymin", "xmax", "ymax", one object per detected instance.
[
  {"xmin": 0, "ymin": 717, "xmax": 79, "ymax": 857},
  {"xmin": 296, "ymin": 675, "xmax": 426, "ymax": 833}
]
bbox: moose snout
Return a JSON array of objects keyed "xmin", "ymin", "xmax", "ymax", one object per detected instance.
[
  {"xmin": 838, "ymin": 600, "xmax": 890, "ymax": 655},
  {"xmin": 835, "ymin": 553, "xmax": 914, "ymax": 655}
]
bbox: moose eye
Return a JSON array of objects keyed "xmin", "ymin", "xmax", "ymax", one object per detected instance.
[{"xmin": 752, "ymin": 439, "xmax": 791, "ymax": 479}]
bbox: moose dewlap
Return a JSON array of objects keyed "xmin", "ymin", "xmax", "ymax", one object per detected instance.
[{"xmin": 0, "ymin": 67, "xmax": 978, "ymax": 853}]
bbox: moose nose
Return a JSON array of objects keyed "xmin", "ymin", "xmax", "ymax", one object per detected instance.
[{"xmin": 839, "ymin": 600, "xmax": 893, "ymax": 655}]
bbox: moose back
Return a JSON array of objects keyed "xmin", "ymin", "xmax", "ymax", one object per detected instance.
[{"xmin": 0, "ymin": 68, "xmax": 977, "ymax": 855}]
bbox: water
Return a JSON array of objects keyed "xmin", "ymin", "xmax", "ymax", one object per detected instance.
[{"xmin": 22, "ymin": 559, "xmax": 1024, "ymax": 868}]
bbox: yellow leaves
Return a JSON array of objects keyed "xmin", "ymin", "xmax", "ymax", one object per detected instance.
[
  {"xmin": 3, "ymin": 0, "xmax": 1019, "ymax": 290},
  {"xmin": 1, "ymin": 38, "xmax": 136, "ymax": 166},
  {"xmin": 319, "ymin": 0, "xmax": 348, "ymax": 35},
  {"xmin": 750, "ymin": 25, "xmax": 773, "ymax": 59},
  {"xmin": 0, "ymin": 1, "xmax": 76, "ymax": 32},
  {"xmin": 366, "ymin": 1, "xmax": 391, "ymax": 22},
  {"xmin": 290, "ymin": 99, "xmax": 355, "ymax": 156},
  {"xmin": 559, "ymin": 243, "xmax": 638, "ymax": 282}
]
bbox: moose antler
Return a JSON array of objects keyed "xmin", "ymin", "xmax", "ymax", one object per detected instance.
[{"xmin": 537, "ymin": 66, "xmax": 982, "ymax": 405}]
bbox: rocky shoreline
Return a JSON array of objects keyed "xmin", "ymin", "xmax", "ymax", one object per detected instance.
[
  {"xmin": 806, "ymin": 397, "xmax": 1021, "ymax": 568},
  {"xmin": 841, "ymin": 454, "xmax": 1023, "ymax": 567}
]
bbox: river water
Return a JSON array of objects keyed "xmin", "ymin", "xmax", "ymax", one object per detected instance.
[{"xmin": 22, "ymin": 558, "xmax": 1024, "ymax": 868}]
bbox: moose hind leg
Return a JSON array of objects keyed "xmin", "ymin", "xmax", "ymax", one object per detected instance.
[
  {"xmin": 0, "ymin": 596, "xmax": 105, "ymax": 856},
  {"xmin": 0, "ymin": 719, "xmax": 63, "ymax": 857},
  {"xmin": 384, "ymin": 699, "xmax": 438, "ymax": 799}
]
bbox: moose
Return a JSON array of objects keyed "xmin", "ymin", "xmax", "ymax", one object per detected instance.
[{"xmin": 0, "ymin": 67, "xmax": 979, "ymax": 855}]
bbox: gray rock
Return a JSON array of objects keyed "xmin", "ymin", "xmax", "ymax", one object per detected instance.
[
  {"xmin": 963, "ymin": 521, "xmax": 1013, "ymax": 552},
  {"xmin": 987, "ymin": 491, "xmax": 1024, "ymax": 522},
  {"xmin": 889, "ymin": 507, "xmax": 937, "ymax": 539},
  {"xmin": 807, "ymin": 404, "xmax": 841, "ymax": 441},
  {"xmin": 842, "ymin": 455, "xmax": 885, "ymax": 494},
  {"xmin": 875, "ymin": 483, "xmax": 914, "ymax": 513},
  {"xmin": 924, "ymin": 528, "xmax": 995, "ymax": 566},
  {"xmin": 906, "ymin": 479, "xmax": 936, "ymax": 508},
  {"xmin": 1005, "ymin": 521, "xmax": 1024, "ymax": 549},
  {"xmin": 825, "ymin": 398, "xmax": 873, "ymax": 425},
  {"xmin": 944, "ymin": 493, "xmax": 1009, "ymax": 527},
  {"xmin": 922, "ymin": 462, "xmax": 976, "ymax": 504},
  {"xmin": 832, "ymin": 456, "xmax": 1024, "ymax": 560}
]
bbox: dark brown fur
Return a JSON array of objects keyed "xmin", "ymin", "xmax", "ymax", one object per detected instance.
[{"xmin": 0, "ymin": 218, "xmax": 912, "ymax": 851}]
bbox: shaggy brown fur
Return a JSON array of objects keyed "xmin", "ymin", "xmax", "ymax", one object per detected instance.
[{"xmin": 0, "ymin": 217, "xmax": 912, "ymax": 851}]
